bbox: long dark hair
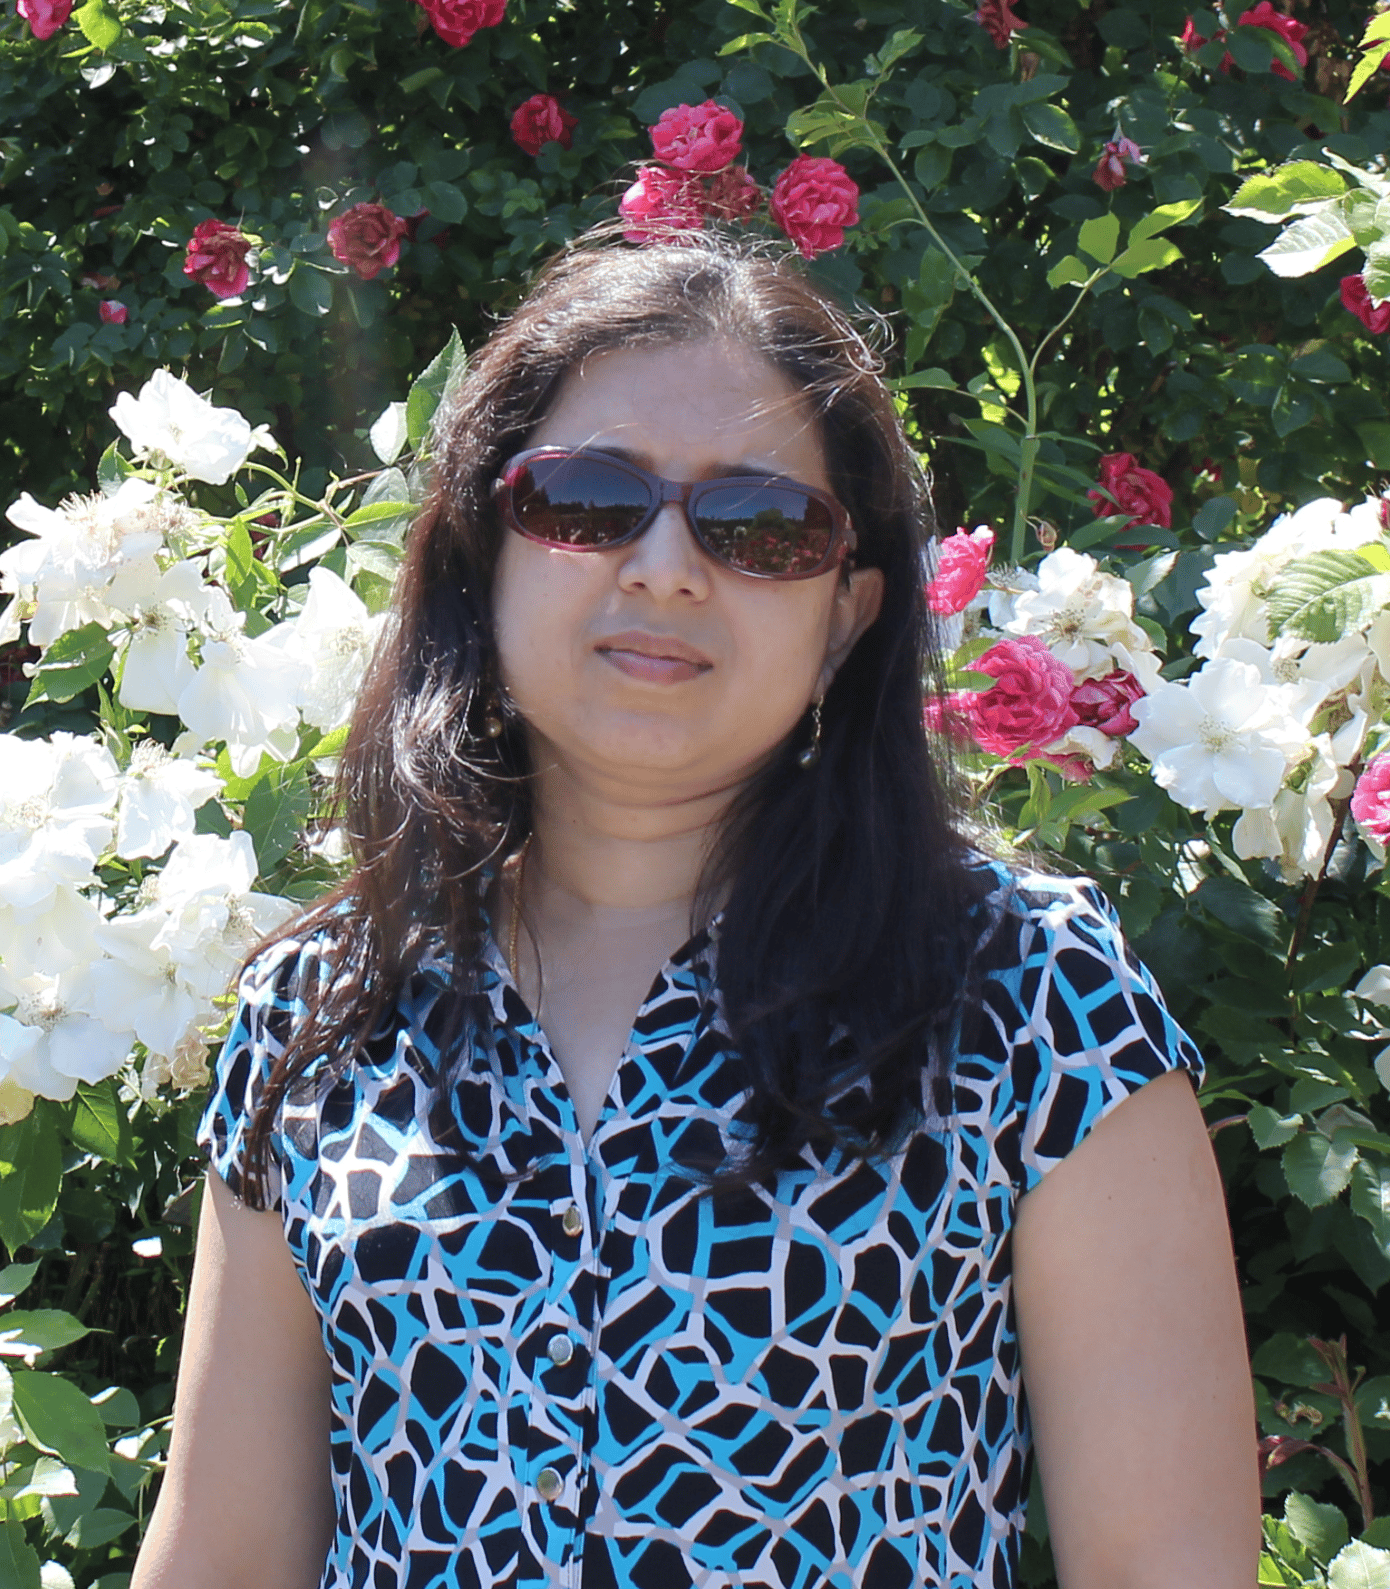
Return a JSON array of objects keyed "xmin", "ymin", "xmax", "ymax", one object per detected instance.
[{"xmin": 239, "ymin": 232, "xmax": 995, "ymax": 1205}]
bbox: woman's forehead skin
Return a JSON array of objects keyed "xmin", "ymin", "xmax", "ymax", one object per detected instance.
[{"xmin": 528, "ymin": 337, "xmax": 831, "ymax": 491}]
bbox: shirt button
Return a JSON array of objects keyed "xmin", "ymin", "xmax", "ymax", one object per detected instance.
[
  {"xmin": 561, "ymin": 1203, "xmax": 583, "ymax": 1237},
  {"xmin": 536, "ymin": 1466, "xmax": 563, "ymax": 1502},
  {"xmin": 547, "ymin": 1334, "xmax": 574, "ymax": 1366}
]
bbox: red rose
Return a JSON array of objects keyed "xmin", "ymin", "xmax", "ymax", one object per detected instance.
[
  {"xmin": 649, "ymin": 99, "xmax": 743, "ymax": 174},
  {"xmin": 1086, "ymin": 452, "xmax": 1174, "ymax": 537},
  {"xmin": 328, "ymin": 203, "xmax": 410, "ymax": 281},
  {"xmin": 1235, "ymin": 1, "xmax": 1307, "ymax": 79},
  {"xmin": 1340, "ymin": 274, "xmax": 1390, "ymax": 334},
  {"xmin": 99, "ymin": 300, "xmax": 128, "ymax": 325},
  {"xmin": 959, "ymin": 635, "xmax": 1080, "ymax": 762},
  {"xmin": 1071, "ymin": 670, "xmax": 1145, "ymax": 737},
  {"xmin": 974, "ymin": 0, "xmax": 1026, "ymax": 48},
  {"xmin": 17, "ymin": 0, "xmax": 71, "ymax": 37},
  {"xmin": 769, "ymin": 156, "xmax": 859, "ymax": 260},
  {"xmin": 618, "ymin": 166, "xmax": 707, "ymax": 245},
  {"xmin": 510, "ymin": 93, "xmax": 578, "ymax": 157},
  {"xmin": 416, "ymin": 0, "xmax": 504, "ymax": 48},
  {"xmin": 183, "ymin": 219, "xmax": 253, "ymax": 300},
  {"xmin": 926, "ymin": 526, "xmax": 994, "ymax": 615},
  {"xmin": 1180, "ymin": 13, "xmax": 1225, "ymax": 52},
  {"xmin": 704, "ymin": 166, "xmax": 762, "ymax": 222}
]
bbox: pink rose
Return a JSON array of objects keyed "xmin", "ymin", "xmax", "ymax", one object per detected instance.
[
  {"xmin": 649, "ymin": 99, "xmax": 744, "ymax": 173},
  {"xmin": 510, "ymin": 93, "xmax": 578, "ymax": 157},
  {"xmin": 183, "ymin": 219, "xmax": 252, "ymax": 300},
  {"xmin": 961, "ymin": 635, "xmax": 1080, "ymax": 762},
  {"xmin": 1071, "ymin": 670, "xmax": 1144, "ymax": 737},
  {"xmin": 927, "ymin": 526, "xmax": 994, "ymax": 615},
  {"xmin": 704, "ymin": 166, "xmax": 762, "ymax": 222},
  {"xmin": 99, "ymin": 300, "xmax": 128, "ymax": 325},
  {"xmin": 769, "ymin": 155, "xmax": 860, "ymax": 260},
  {"xmin": 328, "ymin": 203, "xmax": 410, "ymax": 281},
  {"xmin": 1092, "ymin": 137, "xmax": 1143, "ymax": 192},
  {"xmin": 1341, "ymin": 275, "xmax": 1390, "ymax": 335},
  {"xmin": 618, "ymin": 166, "xmax": 707, "ymax": 245},
  {"xmin": 974, "ymin": 0, "xmax": 1027, "ymax": 47},
  {"xmin": 416, "ymin": 0, "xmax": 504, "ymax": 48},
  {"xmin": 17, "ymin": 0, "xmax": 71, "ymax": 37},
  {"xmin": 1351, "ymin": 755, "xmax": 1390, "ymax": 845},
  {"xmin": 1235, "ymin": 1, "xmax": 1307, "ymax": 78},
  {"xmin": 1087, "ymin": 452, "xmax": 1174, "ymax": 540}
]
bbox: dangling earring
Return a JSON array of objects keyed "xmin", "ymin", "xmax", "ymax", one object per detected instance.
[
  {"xmin": 798, "ymin": 698, "xmax": 823, "ymax": 769},
  {"xmin": 482, "ymin": 691, "xmax": 504, "ymax": 739}
]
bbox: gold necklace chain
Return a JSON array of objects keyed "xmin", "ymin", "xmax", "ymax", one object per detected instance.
[{"xmin": 506, "ymin": 835, "xmax": 532, "ymax": 987}]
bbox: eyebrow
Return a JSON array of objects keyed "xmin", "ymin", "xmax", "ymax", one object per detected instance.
[{"xmin": 587, "ymin": 443, "xmax": 783, "ymax": 480}]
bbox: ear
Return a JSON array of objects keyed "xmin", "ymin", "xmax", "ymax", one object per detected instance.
[{"xmin": 816, "ymin": 565, "xmax": 885, "ymax": 700}]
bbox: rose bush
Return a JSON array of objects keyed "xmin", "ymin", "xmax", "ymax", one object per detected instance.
[{"xmin": 5, "ymin": 0, "xmax": 1390, "ymax": 1581}]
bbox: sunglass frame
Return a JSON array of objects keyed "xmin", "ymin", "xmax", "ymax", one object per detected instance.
[{"xmin": 491, "ymin": 446, "xmax": 857, "ymax": 581}]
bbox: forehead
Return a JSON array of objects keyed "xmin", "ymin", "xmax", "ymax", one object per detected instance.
[{"xmin": 527, "ymin": 336, "xmax": 830, "ymax": 487}]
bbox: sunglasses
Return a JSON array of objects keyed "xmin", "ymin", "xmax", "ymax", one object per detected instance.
[{"xmin": 491, "ymin": 446, "xmax": 856, "ymax": 581}]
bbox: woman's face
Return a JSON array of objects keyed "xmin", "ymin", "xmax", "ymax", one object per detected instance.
[{"xmin": 490, "ymin": 337, "xmax": 884, "ymax": 803}]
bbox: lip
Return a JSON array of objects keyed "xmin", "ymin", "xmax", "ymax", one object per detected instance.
[{"xmin": 594, "ymin": 630, "xmax": 714, "ymax": 684}]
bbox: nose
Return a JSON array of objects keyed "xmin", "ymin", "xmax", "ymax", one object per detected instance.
[{"xmin": 615, "ymin": 501, "xmax": 712, "ymax": 601}]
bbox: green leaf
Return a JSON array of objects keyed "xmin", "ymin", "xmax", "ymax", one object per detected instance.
[
  {"xmin": 1249, "ymin": 1105, "xmax": 1302, "ymax": 1150},
  {"xmin": 1020, "ymin": 102, "xmax": 1079, "ymax": 154},
  {"xmin": 0, "ymin": 1262, "xmax": 39, "ymax": 1307},
  {"xmin": 10, "ymin": 1374, "xmax": 111, "ymax": 1475},
  {"xmin": 1046, "ymin": 255, "xmax": 1089, "ymax": 289},
  {"xmin": 242, "ymin": 761, "xmax": 312, "ymax": 872},
  {"xmin": 1110, "ymin": 237, "xmax": 1183, "ymax": 278},
  {"xmin": 869, "ymin": 27, "xmax": 923, "ymax": 72},
  {"xmin": 287, "ymin": 266, "xmax": 333, "ymax": 318},
  {"xmin": 1258, "ymin": 209, "xmax": 1357, "ymax": 278},
  {"xmin": 65, "ymin": 1082, "xmax": 131, "ymax": 1166},
  {"xmin": 345, "ymin": 500, "xmax": 412, "ymax": 533},
  {"xmin": 1252, "ymin": 1333, "xmax": 1329, "ymax": 1387},
  {"xmin": 1194, "ymin": 875, "xmax": 1286, "ymax": 947},
  {"xmin": 406, "ymin": 329, "xmax": 465, "ymax": 450},
  {"xmin": 1129, "ymin": 198, "xmax": 1202, "ymax": 244},
  {"xmin": 1265, "ymin": 549, "xmax": 1390, "ymax": 642},
  {"xmin": 889, "ymin": 368, "xmax": 955, "ymax": 391},
  {"xmin": 1077, "ymin": 213, "xmax": 1121, "ymax": 265},
  {"xmin": 1227, "ymin": 161, "xmax": 1347, "ymax": 220},
  {"xmin": 1286, "ymin": 1492, "xmax": 1351, "ymax": 1565},
  {"xmin": 24, "ymin": 622, "xmax": 115, "ymax": 705},
  {"xmin": 1283, "ymin": 1129, "xmax": 1359, "ymax": 1207},
  {"xmin": 1351, "ymin": 1156, "xmax": 1390, "ymax": 1255},
  {"xmin": 1346, "ymin": 46, "xmax": 1385, "ymax": 103},
  {"xmin": 1328, "ymin": 1541, "xmax": 1390, "ymax": 1589},
  {"xmin": 73, "ymin": 0, "xmax": 122, "ymax": 50},
  {"xmin": 0, "ymin": 1311, "xmax": 91, "ymax": 1362},
  {"xmin": 421, "ymin": 181, "xmax": 467, "ymax": 224},
  {"xmin": 0, "ymin": 1521, "xmax": 41, "ymax": 1589},
  {"xmin": 0, "ymin": 1116, "xmax": 62, "ymax": 1252}
]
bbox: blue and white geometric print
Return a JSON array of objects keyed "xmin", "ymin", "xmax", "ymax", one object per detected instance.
[{"xmin": 198, "ymin": 862, "xmax": 1202, "ymax": 1589}]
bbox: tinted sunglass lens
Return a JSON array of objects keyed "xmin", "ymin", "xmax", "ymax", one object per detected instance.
[
  {"xmin": 696, "ymin": 484, "xmax": 834, "ymax": 575},
  {"xmin": 511, "ymin": 458, "xmax": 649, "ymax": 546}
]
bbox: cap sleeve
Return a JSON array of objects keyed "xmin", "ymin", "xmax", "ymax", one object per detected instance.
[
  {"xmin": 196, "ymin": 934, "xmax": 322, "ymax": 1210},
  {"xmin": 1003, "ymin": 874, "xmax": 1205, "ymax": 1195}
]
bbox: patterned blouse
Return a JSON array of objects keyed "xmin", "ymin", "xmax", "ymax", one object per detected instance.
[{"xmin": 198, "ymin": 863, "xmax": 1203, "ymax": 1589}]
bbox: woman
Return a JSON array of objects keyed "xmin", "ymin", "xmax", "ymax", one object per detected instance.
[{"xmin": 132, "ymin": 236, "xmax": 1258, "ymax": 1589}]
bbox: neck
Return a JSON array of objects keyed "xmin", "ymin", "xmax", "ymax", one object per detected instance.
[{"xmin": 524, "ymin": 753, "xmax": 744, "ymax": 918}]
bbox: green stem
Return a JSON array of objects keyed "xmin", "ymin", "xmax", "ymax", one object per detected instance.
[{"xmin": 242, "ymin": 463, "xmax": 348, "ymax": 529}]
